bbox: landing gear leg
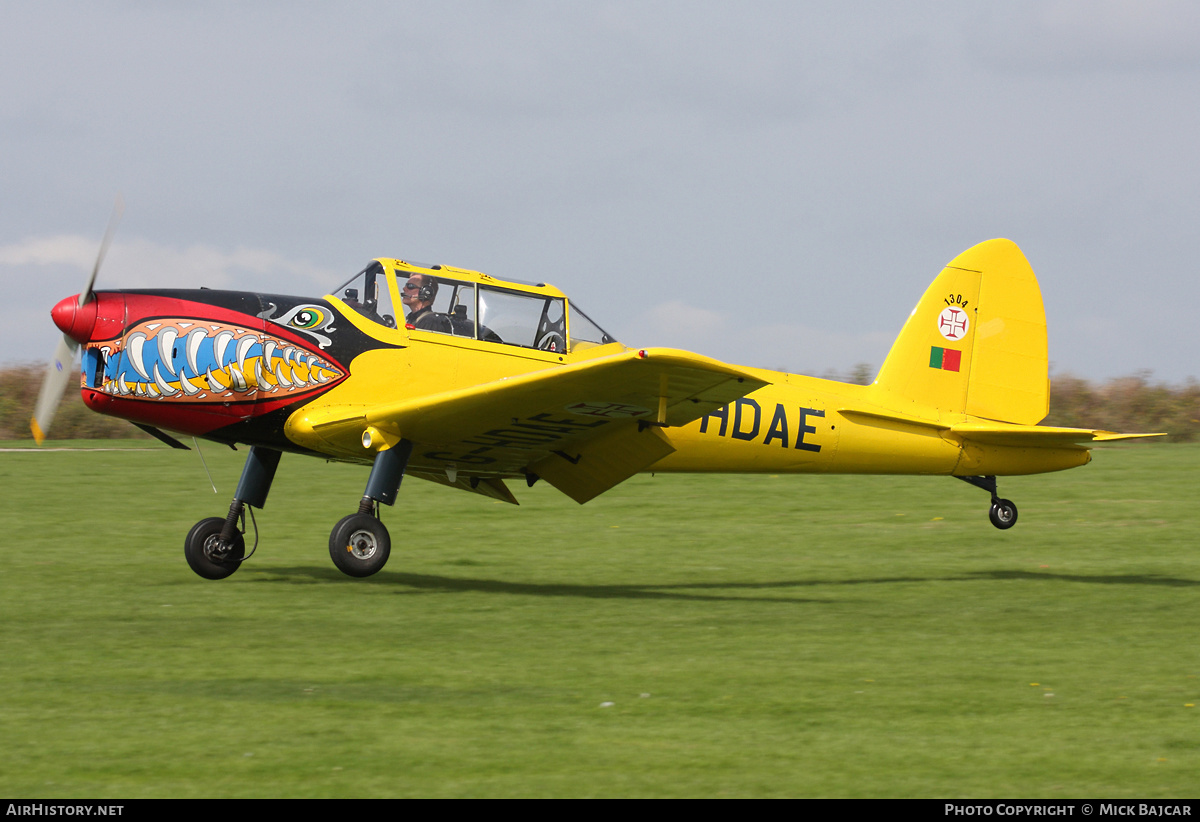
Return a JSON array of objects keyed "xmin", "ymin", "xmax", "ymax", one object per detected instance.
[
  {"xmin": 329, "ymin": 440, "xmax": 412, "ymax": 578},
  {"xmin": 958, "ymin": 475, "xmax": 1018, "ymax": 530},
  {"xmin": 184, "ymin": 446, "xmax": 282, "ymax": 579}
]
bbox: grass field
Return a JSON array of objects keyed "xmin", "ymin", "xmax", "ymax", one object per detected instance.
[{"xmin": 0, "ymin": 440, "xmax": 1197, "ymax": 798}]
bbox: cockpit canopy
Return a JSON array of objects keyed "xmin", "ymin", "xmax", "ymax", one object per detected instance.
[{"xmin": 334, "ymin": 260, "xmax": 617, "ymax": 353}]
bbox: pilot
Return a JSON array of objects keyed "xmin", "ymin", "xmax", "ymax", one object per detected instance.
[{"xmin": 401, "ymin": 274, "xmax": 450, "ymax": 332}]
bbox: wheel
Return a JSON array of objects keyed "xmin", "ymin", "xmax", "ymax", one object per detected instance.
[
  {"xmin": 184, "ymin": 517, "xmax": 246, "ymax": 580},
  {"xmin": 328, "ymin": 514, "xmax": 391, "ymax": 578},
  {"xmin": 989, "ymin": 498, "xmax": 1018, "ymax": 530}
]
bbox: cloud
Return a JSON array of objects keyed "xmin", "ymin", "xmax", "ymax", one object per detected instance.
[
  {"xmin": 0, "ymin": 235, "xmax": 338, "ymax": 292},
  {"xmin": 0, "ymin": 236, "xmax": 101, "ymax": 270}
]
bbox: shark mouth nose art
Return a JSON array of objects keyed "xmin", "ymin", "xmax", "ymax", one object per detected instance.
[{"xmin": 90, "ymin": 319, "xmax": 345, "ymax": 401}]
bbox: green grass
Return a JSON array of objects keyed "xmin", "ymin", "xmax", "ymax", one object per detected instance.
[{"xmin": 0, "ymin": 441, "xmax": 1197, "ymax": 797}]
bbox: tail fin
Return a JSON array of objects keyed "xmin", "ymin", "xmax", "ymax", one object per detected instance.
[{"xmin": 873, "ymin": 239, "xmax": 1048, "ymax": 425}]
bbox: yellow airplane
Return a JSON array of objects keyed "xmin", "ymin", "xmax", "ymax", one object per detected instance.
[{"xmin": 33, "ymin": 230, "xmax": 1159, "ymax": 580}]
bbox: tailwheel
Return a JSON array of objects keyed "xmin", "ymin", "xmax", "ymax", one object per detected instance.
[
  {"xmin": 184, "ymin": 517, "xmax": 246, "ymax": 580},
  {"xmin": 989, "ymin": 498, "xmax": 1018, "ymax": 530},
  {"xmin": 329, "ymin": 513, "xmax": 391, "ymax": 578},
  {"xmin": 959, "ymin": 476, "xmax": 1020, "ymax": 530}
]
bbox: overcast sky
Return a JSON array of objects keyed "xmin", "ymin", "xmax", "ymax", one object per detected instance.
[{"xmin": 3, "ymin": 1, "xmax": 1198, "ymax": 383}]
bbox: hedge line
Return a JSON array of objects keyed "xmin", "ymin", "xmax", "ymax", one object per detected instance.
[{"xmin": 2, "ymin": 363, "xmax": 1195, "ymax": 442}]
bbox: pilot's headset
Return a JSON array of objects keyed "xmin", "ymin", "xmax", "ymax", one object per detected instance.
[{"xmin": 417, "ymin": 277, "xmax": 439, "ymax": 304}]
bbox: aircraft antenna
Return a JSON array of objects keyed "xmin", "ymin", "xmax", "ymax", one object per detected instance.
[{"xmin": 193, "ymin": 437, "xmax": 219, "ymax": 494}]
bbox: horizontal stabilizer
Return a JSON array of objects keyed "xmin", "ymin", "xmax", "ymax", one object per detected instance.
[
  {"xmin": 838, "ymin": 408, "xmax": 949, "ymax": 431},
  {"xmin": 951, "ymin": 422, "xmax": 1165, "ymax": 447},
  {"xmin": 840, "ymin": 409, "xmax": 1165, "ymax": 450}
]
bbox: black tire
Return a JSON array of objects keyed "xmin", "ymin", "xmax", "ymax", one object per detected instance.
[
  {"xmin": 328, "ymin": 514, "xmax": 391, "ymax": 578},
  {"xmin": 184, "ymin": 517, "xmax": 246, "ymax": 580},
  {"xmin": 989, "ymin": 499, "xmax": 1018, "ymax": 530}
]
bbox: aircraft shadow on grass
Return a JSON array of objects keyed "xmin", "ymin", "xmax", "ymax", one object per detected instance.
[
  {"xmin": 241, "ymin": 567, "xmax": 1200, "ymax": 603},
  {"xmin": 976, "ymin": 570, "xmax": 1200, "ymax": 588}
]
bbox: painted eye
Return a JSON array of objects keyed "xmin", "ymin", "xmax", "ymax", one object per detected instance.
[{"xmin": 290, "ymin": 308, "xmax": 326, "ymax": 329}]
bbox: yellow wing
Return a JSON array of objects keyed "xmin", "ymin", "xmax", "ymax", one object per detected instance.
[{"xmin": 286, "ymin": 347, "xmax": 769, "ymax": 504}]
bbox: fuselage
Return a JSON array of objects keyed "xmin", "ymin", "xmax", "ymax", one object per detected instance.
[{"xmin": 653, "ymin": 371, "xmax": 1088, "ymax": 476}]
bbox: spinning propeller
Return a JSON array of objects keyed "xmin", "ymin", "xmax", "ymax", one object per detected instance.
[{"xmin": 30, "ymin": 196, "xmax": 124, "ymax": 444}]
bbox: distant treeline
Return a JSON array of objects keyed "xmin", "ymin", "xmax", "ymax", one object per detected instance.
[
  {"xmin": 821, "ymin": 365, "xmax": 1198, "ymax": 441},
  {"xmin": 1, "ymin": 363, "xmax": 1196, "ymax": 441},
  {"xmin": 0, "ymin": 364, "xmax": 149, "ymax": 440}
]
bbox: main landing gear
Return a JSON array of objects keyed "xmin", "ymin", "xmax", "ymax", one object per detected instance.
[
  {"xmin": 958, "ymin": 475, "xmax": 1018, "ymax": 530},
  {"xmin": 327, "ymin": 440, "xmax": 412, "ymax": 578},
  {"xmin": 183, "ymin": 440, "xmax": 414, "ymax": 580},
  {"xmin": 328, "ymin": 512, "xmax": 390, "ymax": 577},
  {"xmin": 184, "ymin": 446, "xmax": 279, "ymax": 579},
  {"xmin": 184, "ymin": 517, "xmax": 246, "ymax": 580}
]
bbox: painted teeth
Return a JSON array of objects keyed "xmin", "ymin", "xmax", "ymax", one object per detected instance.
[
  {"xmin": 153, "ymin": 362, "xmax": 178, "ymax": 397},
  {"xmin": 212, "ymin": 330, "xmax": 234, "ymax": 368},
  {"xmin": 254, "ymin": 359, "xmax": 276, "ymax": 392},
  {"xmin": 157, "ymin": 328, "xmax": 178, "ymax": 377},
  {"xmin": 207, "ymin": 367, "xmax": 229, "ymax": 392},
  {"xmin": 126, "ymin": 333, "xmax": 150, "ymax": 380},
  {"xmin": 291, "ymin": 356, "xmax": 311, "ymax": 383},
  {"xmin": 101, "ymin": 323, "xmax": 342, "ymax": 399},
  {"xmin": 229, "ymin": 367, "xmax": 248, "ymax": 391},
  {"xmin": 273, "ymin": 360, "xmax": 293, "ymax": 388},
  {"xmin": 236, "ymin": 335, "xmax": 257, "ymax": 375},
  {"xmin": 180, "ymin": 371, "xmax": 201, "ymax": 396},
  {"xmin": 186, "ymin": 328, "xmax": 205, "ymax": 375}
]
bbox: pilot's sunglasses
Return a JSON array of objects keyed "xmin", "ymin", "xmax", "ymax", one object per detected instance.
[{"xmin": 402, "ymin": 282, "xmax": 420, "ymax": 291}]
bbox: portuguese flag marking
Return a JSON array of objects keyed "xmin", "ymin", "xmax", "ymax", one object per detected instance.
[{"xmin": 929, "ymin": 346, "xmax": 962, "ymax": 372}]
